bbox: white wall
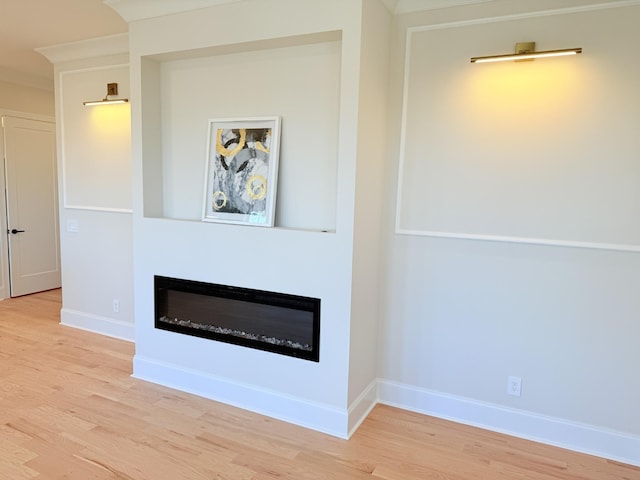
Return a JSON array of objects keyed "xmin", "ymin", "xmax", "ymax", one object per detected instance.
[
  {"xmin": 39, "ymin": 35, "xmax": 134, "ymax": 341},
  {"xmin": 380, "ymin": 0, "xmax": 640, "ymax": 465},
  {"xmin": 348, "ymin": 0, "xmax": 392, "ymax": 427}
]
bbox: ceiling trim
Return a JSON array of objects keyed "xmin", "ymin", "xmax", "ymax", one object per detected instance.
[
  {"xmin": 36, "ymin": 33, "xmax": 129, "ymax": 65},
  {"xmin": 394, "ymin": 0, "xmax": 494, "ymax": 14},
  {"xmin": 104, "ymin": 0, "xmax": 242, "ymax": 22},
  {"xmin": 380, "ymin": 0, "xmax": 399, "ymax": 13},
  {"xmin": 402, "ymin": 0, "xmax": 640, "ymax": 31},
  {"xmin": 104, "ymin": 0, "xmax": 498, "ymax": 22}
]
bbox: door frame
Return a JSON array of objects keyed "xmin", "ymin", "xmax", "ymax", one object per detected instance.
[{"xmin": 0, "ymin": 109, "xmax": 56, "ymax": 300}]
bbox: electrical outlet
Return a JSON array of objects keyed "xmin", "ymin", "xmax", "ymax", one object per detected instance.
[
  {"xmin": 112, "ymin": 299, "xmax": 120, "ymax": 313},
  {"xmin": 507, "ymin": 376, "xmax": 522, "ymax": 397}
]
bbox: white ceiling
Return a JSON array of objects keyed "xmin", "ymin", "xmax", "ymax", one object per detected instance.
[{"xmin": 0, "ymin": 0, "xmax": 127, "ymax": 90}]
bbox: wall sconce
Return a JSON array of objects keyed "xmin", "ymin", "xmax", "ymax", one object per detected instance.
[
  {"xmin": 470, "ymin": 42, "xmax": 582, "ymax": 64},
  {"xmin": 83, "ymin": 83, "xmax": 129, "ymax": 106}
]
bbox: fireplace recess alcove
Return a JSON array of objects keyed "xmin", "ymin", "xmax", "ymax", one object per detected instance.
[
  {"xmin": 129, "ymin": 0, "xmax": 385, "ymax": 438},
  {"xmin": 154, "ymin": 276, "xmax": 320, "ymax": 362}
]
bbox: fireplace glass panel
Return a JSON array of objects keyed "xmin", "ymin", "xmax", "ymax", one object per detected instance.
[{"xmin": 154, "ymin": 276, "xmax": 320, "ymax": 361}]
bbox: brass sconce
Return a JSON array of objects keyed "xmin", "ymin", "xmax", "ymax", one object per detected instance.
[
  {"xmin": 471, "ymin": 42, "xmax": 582, "ymax": 64},
  {"xmin": 83, "ymin": 83, "xmax": 129, "ymax": 106}
]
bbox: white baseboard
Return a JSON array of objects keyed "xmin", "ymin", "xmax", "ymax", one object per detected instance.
[
  {"xmin": 121, "ymin": 354, "xmax": 640, "ymax": 467},
  {"xmin": 60, "ymin": 308, "xmax": 135, "ymax": 342},
  {"xmin": 132, "ymin": 355, "xmax": 351, "ymax": 439},
  {"xmin": 348, "ymin": 379, "xmax": 378, "ymax": 437},
  {"xmin": 378, "ymin": 379, "xmax": 640, "ymax": 467}
]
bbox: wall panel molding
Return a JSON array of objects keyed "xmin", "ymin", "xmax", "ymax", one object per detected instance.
[
  {"xmin": 395, "ymin": 1, "xmax": 640, "ymax": 251},
  {"xmin": 59, "ymin": 65, "xmax": 132, "ymax": 212}
]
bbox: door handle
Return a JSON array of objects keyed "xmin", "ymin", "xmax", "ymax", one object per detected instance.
[{"xmin": 10, "ymin": 229, "xmax": 25, "ymax": 234}]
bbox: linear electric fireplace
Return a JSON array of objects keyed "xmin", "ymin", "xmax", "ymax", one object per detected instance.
[{"xmin": 154, "ymin": 276, "xmax": 320, "ymax": 361}]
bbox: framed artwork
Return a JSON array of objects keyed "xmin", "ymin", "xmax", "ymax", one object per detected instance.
[{"xmin": 202, "ymin": 117, "xmax": 281, "ymax": 226}]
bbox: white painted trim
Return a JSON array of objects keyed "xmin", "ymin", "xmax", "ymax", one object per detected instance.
[
  {"xmin": 395, "ymin": 0, "xmax": 493, "ymax": 14},
  {"xmin": 378, "ymin": 379, "xmax": 640, "ymax": 468},
  {"xmin": 120, "ymin": 367, "xmax": 640, "ymax": 466},
  {"xmin": 58, "ymin": 64, "xmax": 132, "ymax": 212},
  {"xmin": 394, "ymin": 21, "xmax": 414, "ymax": 249},
  {"xmin": 396, "ymin": 229, "xmax": 640, "ymax": 253},
  {"xmin": 63, "ymin": 205, "xmax": 133, "ymax": 214},
  {"xmin": 61, "ymin": 308, "xmax": 135, "ymax": 342},
  {"xmin": 0, "ymin": 110, "xmax": 55, "ymax": 123},
  {"xmin": 132, "ymin": 355, "xmax": 350, "ymax": 439},
  {"xmin": 347, "ymin": 379, "xmax": 379, "ymax": 437},
  {"xmin": 394, "ymin": 1, "xmax": 640, "ymax": 252},
  {"xmin": 37, "ymin": 33, "xmax": 129, "ymax": 64},
  {"xmin": 0, "ymin": 118, "xmax": 8, "ymax": 301},
  {"xmin": 380, "ymin": 0, "xmax": 399, "ymax": 14},
  {"xmin": 404, "ymin": 0, "xmax": 640, "ymax": 30},
  {"xmin": 104, "ymin": 0, "xmax": 240, "ymax": 22}
]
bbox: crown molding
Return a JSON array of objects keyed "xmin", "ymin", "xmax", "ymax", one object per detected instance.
[
  {"xmin": 380, "ymin": 0, "xmax": 399, "ymax": 13},
  {"xmin": 394, "ymin": 0, "xmax": 494, "ymax": 14},
  {"xmin": 103, "ymin": 0, "xmax": 494, "ymax": 21},
  {"xmin": 104, "ymin": 0, "xmax": 242, "ymax": 22},
  {"xmin": 36, "ymin": 33, "xmax": 129, "ymax": 65}
]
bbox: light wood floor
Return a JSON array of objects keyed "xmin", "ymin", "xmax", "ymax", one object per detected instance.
[{"xmin": 0, "ymin": 289, "xmax": 638, "ymax": 480}]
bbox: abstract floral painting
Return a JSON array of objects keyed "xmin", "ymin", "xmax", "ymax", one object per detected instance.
[{"xmin": 203, "ymin": 117, "xmax": 281, "ymax": 226}]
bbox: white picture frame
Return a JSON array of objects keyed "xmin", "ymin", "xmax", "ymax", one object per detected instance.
[{"xmin": 202, "ymin": 117, "xmax": 281, "ymax": 226}]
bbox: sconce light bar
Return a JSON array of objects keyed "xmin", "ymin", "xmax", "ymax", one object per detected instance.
[
  {"xmin": 83, "ymin": 82, "xmax": 129, "ymax": 106},
  {"xmin": 471, "ymin": 42, "xmax": 582, "ymax": 64},
  {"xmin": 83, "ymin": 98, "xmax": 129, "ymax": 106}
]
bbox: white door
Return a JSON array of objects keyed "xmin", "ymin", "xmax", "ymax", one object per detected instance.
[{"xmin": 2, "ymin": 115, "xmax": 61, "ymax": 297}]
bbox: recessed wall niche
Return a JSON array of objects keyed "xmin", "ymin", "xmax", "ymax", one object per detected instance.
[{"xmin": 141, "ymin": 32, "xmax": 342, "ymax": 232}]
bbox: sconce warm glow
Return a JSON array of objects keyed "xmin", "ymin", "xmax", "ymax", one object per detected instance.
[
  {"xmin": 83, "ymin": 82, "xmax": 129, "ymax": 106},
  {"xmin": 471, "ymin": 42, "xmax": 582, "ymax": 64}
]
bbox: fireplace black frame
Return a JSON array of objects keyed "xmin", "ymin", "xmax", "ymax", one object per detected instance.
[{"xmin": 154, "ymin": 275, "xmax": 320, "ymax": 362}]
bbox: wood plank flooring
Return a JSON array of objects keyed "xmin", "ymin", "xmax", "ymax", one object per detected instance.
[{"xmin": 0, "ymin": 289, "xmax": 638, "ymax": 479}]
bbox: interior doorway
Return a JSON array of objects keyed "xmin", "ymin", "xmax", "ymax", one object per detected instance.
[{"xmin": 1, "ymin": 114, "xmax": 61, "ymax": 298}]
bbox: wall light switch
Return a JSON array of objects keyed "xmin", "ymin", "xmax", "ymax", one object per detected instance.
[{"xmin": 66, "ymin": 219, "xmax": 79, "ymax": 233}]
